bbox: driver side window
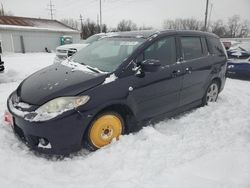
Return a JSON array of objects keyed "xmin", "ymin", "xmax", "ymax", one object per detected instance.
[{"xmin": 137, "ymin": 37, "xmax": 177, "ymax": 65}]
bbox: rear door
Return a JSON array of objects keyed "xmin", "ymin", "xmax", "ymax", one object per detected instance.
[
  {"xmin": 179, "ymin": 35, "xmax": 212, "ymax": 106},
  {"xmin": 128, "ymin": 36, "xmax": 183, "ymax": 120}
]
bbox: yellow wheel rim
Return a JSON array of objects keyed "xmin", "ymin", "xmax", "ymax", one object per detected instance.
[{"xmin": 89, "ymin": 114, "xmax": 123, "ymax": 148}]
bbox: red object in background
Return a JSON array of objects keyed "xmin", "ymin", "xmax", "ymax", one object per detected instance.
[{"xmin": 4, "ymin": 111, "xmax": 13, "ymax": 125}]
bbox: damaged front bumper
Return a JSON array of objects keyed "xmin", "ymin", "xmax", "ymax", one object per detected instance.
[{"xmin": 7, "ymin": 93, "xmax": 92, "ymax": 155}]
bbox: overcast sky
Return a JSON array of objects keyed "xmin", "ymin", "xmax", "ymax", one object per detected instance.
[{"xmin": 1, "ymin": 0, "xmax": 250, "ymax": 28}]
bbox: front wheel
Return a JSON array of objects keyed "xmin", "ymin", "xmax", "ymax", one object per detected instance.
[
  {"xmin": 202, "ymin": 81, "xmax": 219, "ymax": 105},
  {"xmin": 85, "ymin": 111, "xmax": 125, "ymax": 151}
]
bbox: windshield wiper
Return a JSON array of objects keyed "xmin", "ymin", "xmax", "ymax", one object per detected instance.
[
  {"xmin": 85, "ymin": 65, "xmax": 102, "ymax": 73},
  {"xmin": 71, "ymin": 60, "xmax": 104, "ymax": 74}
]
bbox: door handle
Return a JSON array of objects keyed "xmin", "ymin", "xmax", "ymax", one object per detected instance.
[
  {"xmin": 185, "ymin": 67, "xmax": 192, "ymax": 74},
  {"xmin": 171, "ymin": 70, "xmax": 181, "ymax": 78}
]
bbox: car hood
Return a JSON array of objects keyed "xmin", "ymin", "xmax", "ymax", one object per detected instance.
[
  {"xmin": 56, "ymin": 43, "xmax": 89, "ymax": 51},
  {"xmin": 17, "ymin": 63, "xmax": 106, "ymax": 105}
]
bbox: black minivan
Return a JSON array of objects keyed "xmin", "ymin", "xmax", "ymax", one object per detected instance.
[{"xmin": 7, "ymin": 30, "xmax": 227, "ymax": 155}]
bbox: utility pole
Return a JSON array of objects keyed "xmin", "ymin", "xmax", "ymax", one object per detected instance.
[
  {"xmin": 204, "ymin": 0, "xmax": 209, "ymax": 31},
  {"xmin": 208, "ymin": 3, "xmax": 213, "ymax": 29},
  {"xmin": 99, "ymin": 0, "xmax": 102, "ymax": 33},
  {"xmin": 47, "ymin": 0, "xmax": 56, "ymax": 20},
  {"xmin": 80, "ymin": 14, "xmax": 84, "ymax": 39}
]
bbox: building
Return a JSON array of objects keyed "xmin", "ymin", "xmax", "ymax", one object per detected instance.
[{"xmin": 0, "ymin": 16, "xmax": 80, "ymax": 53}]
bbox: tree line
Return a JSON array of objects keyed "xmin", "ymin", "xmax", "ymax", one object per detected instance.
[
  {"xmin": 61, "ymin": 14, "xmax": 249, "ymax": 39},
  {"xmin": 61, "ymin": 18, "xmax": 153, "ymax": 39},
  {"xmin": 163, "ymin": 15, "xmax": 249, "ymax": 38}
]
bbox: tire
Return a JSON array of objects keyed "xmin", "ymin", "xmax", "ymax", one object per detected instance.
[
  {"xmin": 202, "ymin": 80, "xmax": 219, "ymax": 106},
  {"xmin": 84, "ymin": 111, "xmax": 125, "ymax": 151}
]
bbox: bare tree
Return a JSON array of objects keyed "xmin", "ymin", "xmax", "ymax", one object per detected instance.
[
  {"xmin": 238, "ymin": 20, "xmax": 249, "ymax": 38},
  {"xmin": 163, "ymin": 18, "xmax": 203, "ymax": 30},
  {"xmin": 138, "ymin": 25, "xmax": 153, "ymax": 30},
  {"xmin": 80, "ymin": 18, "xmax": 107, "ymax": 39},
  {"xmin": 0, "ymin": 4, "xmax": 13, "ymax": 16},
  {"xmin": 117, "ymin": 20, "xmax": 137, "ymax": 31},
  {"xmin": 163, "ymin": 17, "xmax": 249, "ymax": 38},
  {"xmin": 60, "ymin": 18, "xmax": 79, "ymax": 30},
  {"xmin": 227, "ymin": 15, "xmax": 241, "ymax": 38},
  {"xmin": 102, "ymin": 24, "xmax": 107, "ymax": 33},
  {"xmin": 211, "ymin": 20, "xmax": 227, "ymax": 37}
]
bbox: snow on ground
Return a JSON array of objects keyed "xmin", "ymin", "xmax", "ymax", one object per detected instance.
[
  {"xmin": 0, "ymin": 53, "xmax": 54, "ymax": 83},
  {"xmin": 0, "ymin": 53, "xmax": 250, "ymax": 188}
]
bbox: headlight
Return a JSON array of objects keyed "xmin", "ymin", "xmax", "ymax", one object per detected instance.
[
  {"xmin": 30, "ymin": 96, "xmax": 90, "ymax": 121},
  {"xmin": 228, "ymin": 65, "xmax": 234, "ymax": 69},
  {"xmin": 37, "ymin": 96, "xmax": 90, "ymax": 114}
]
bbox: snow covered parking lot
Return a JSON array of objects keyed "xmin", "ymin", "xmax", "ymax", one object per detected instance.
[{"xmin": 0, "ymin": 53, "xmax": 250, "ymax": 188}]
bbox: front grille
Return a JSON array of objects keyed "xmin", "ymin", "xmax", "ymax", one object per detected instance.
[
  {"xmin": 9, "ymin": 93, "xmax": 36, "ymax": 113},
  {"xmin": 13, "ymin": 124, "xmax": 40, "ymax": 147},
  {"xmin": 57, "ymin": 49, "xmax": 67, "ymax": 53},
  {"xmin": 57, "ymin": 55, "xmax": 67, "ymax": 59}
]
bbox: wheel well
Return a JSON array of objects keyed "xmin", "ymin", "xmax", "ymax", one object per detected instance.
[
  {"xmin": 212, "ymin": 77, "xmax": 221, "ymax": 91},
  {"xmin": 96, "ymin": 104, "xmax": 136, "ymax": 133}
]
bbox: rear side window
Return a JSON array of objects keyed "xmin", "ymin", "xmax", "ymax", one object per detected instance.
[
  {"xmin": 201, "ymin": 37, "xmax": 208, "ymax": 55},
  {"xmin": 181, "ymin": 37, "xmax": 203, "ymax": 60},
  {"xmin": 143, "ymin": 37, "xmax": 177, "ymax": 65},
  {"xmin": 207, "ymin": 37, "xmax": 225, "ymax": 56}
]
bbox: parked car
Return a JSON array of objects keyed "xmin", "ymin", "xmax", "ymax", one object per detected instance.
[
  {"xmin": 0, "ymin": 55, "xmax": 4, "ymax": 72},
  {"xmin": 54, "ymin": 33, "xmax": 107, "ymax": 63},
  {"xmin": 226, "ymin": 58, "xmax": 250, "ymax": 80},
  {"xmin": 227, "ymin": 42, "xmax": 250, "ymax": 59},
  {"xmin": 6, "ymin": 30, "xmax": 227, "ymax": 155}
]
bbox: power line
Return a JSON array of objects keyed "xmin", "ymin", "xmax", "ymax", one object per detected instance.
[{"xmin": 47, "ymin": 0, "xmax": 56, "ymax": 20}]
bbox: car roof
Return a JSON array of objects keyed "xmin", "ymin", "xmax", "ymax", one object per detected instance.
[
  {"xmin": 114, "ymin": 30, "xmax": 158, "ymax": 38},
  {"xmin": 111, "ymin": 29, "xmax": 218, "ymax": 39}
]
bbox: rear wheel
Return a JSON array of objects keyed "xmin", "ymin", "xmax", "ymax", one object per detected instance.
[
  {"xmin": 85, "ymin": 111, "xmax": 124, "ymax": 151},
  {"xmin": 202, "ymin": 80, "xmax": 219, "ymax": 105}
]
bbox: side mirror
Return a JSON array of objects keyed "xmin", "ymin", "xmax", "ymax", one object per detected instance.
[{"xmin": 141, "ymin": 59, "xmax": 161, "ymax": 72}]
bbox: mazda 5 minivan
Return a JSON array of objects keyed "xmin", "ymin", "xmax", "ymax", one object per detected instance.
[{"xmin": 7, "ymin": 30, "xmax": 227, "ymax": 155}]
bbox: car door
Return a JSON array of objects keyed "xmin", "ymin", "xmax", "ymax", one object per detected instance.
[
  {"xmin": 178, "ymin": 35, "xmax": 212, "ymax": 106},
  {"xmin": 127, "ymin": 36, "xmax": 183, "ymax": 120}
]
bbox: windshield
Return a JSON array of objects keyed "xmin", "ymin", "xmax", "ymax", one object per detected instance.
[
  {"xmin": 71, "ymin": 37, "xmax": 145, "ymax": 72},
  {"xmin": 230, "ymin": 42, "xmax": 240, "ymax": 50},
  {"xmin": 240, "ymin": 42, "xmax": 250, "ymax": 51},
  {"xmin": 230, "ymin": 42, "xmax": 250, "ymax": 51}
]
